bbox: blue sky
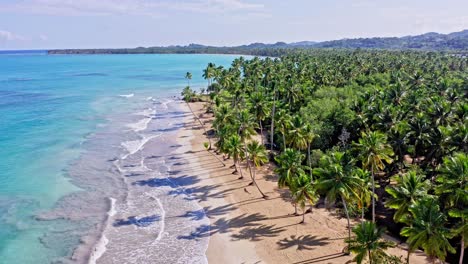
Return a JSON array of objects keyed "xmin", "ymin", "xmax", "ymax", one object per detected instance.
[{"xmin": 0, "ymin": 0, "xmax": 467, "ymax": 50}]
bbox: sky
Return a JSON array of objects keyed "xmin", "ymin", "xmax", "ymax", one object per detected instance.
[{"xmin": 0, "ymin": 0, "xmax": 467, "ymax": 50}]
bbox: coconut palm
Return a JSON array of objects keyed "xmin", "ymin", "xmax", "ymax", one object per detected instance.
[
  {"xmin": 275, "ymin": 148, "xmax": 305, "ymax": 188},
  {"xmin": 385, "ymin": 170, "xmax": 431, "ymax": 223},
  {"xmin": 435, "ymin": 152, "xmax": 468, "ymax": 264},
  {"xmin": 292, "ymin": 173, "xmax": 319, "ymax": 223},
  {"xmin": 354, "ymin": 131, "xmax": 394, "ymax": 222},
  {"xmin": 249, "ymin": 92, "xmax": 270, "ymax": 144},
  {"xmin": 185, "ymin": 72, "xmax": 192, "ymax": 86},
  {"xmin": 288, "ymin": 115, "xmax": 308, "ymax": 150},
  {"xmin": 346, "ymin": 221, "xmax": 396, "ymax": 264},
  {"xmin": 314, "ymin": 151, "xmax": 363, "ymax": 246},
  {"xmin": 225, "ymin": 134, "xmax": 244, "ymax": 178},
  {"xmin": 181, "ymin": 86, "xmax": 213, "ymax": 150},
  {"xmin": 400, "ymin": 198, "xmax": 456, "ymax": 264},
  {"xmin": 353, "ymin": 168, "xmax": 373, "ymax": 223},
  {"xmin": 246, "ymin": 140, "xmax": 269, "ymax": 198},
  {"xmin": 276, "ymin": 109, "xmax": 292, "ymax": 151}
]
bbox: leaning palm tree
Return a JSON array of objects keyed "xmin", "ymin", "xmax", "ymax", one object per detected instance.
[
  {"xmin": 314, "ymin": 151, "xmax": 363, "ymax": 246},
  {"xmin": 346, "ymin": 221, "xmax": 396, "ymax": 264},
  {"xmin": 400, "ymin": 197, "xmax": 456, "ymax": 264},
  {"xmin": 435, "ymin": 152, "xmax": 468, "ymax": 264},
  {"xmin": 293, "ymin": 173, "xmax": 319, "ymax": 223},
  {"xmin": 385, "ymin": 170, "xmax": 431, "ymax": 223},
  {"xmin": 246, "ymin": 140, "xmax": 269, "ymax": 198},
  {"xmin": 181, "ymin": 86, "xmax": 213, "ymax": 150},
  {"xmin": 354, "ymin": 131, "xmax": 394, "ymax": 222}
]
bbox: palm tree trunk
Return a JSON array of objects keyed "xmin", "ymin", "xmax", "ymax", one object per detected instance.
[
  {"xmin": 237, "ymin": 160, "xmax": 244, "ymax": 179},
  {"xmin": 369, "ymin": 249, "xmax": 373, "ymax": 264},
  {"xmin": 259, "ymin": 120, "xmax": 264, "ymax": 145},
  {"xmin": 302, "ymin": 209, "xmax": 305, "ymax": 223},
  {"xmin": 341, "ymin": 196, "xmax": 351, "ymax": 249},
  {"xmin": 361, "ymin": 206, "xmax": 365, "ymax": 226},
  {"xmin": 406, "ymin": 248, "xmax": 411, "ymax": 264},
  {"xmin": 186, "ymin": 102, "xmax": 212, "ymax": 150},
  {"xmin": 270, "ymin": 88, "xmax": 277, "ymax": 152},
  {"xmin": 460, "ymin": 234, "xmax": 465, "ymax": 264},
  {"xmin": 282, "ymin": 132, "xmax": 286, "ymax": 151},
  {"xmin": 371, "ymin": 170, "xmax": 376, "ymax": 223},
  {"xmin": 307, "ymin": 143, "xmax": 312, "ymax": 178},
  {"xmin": 250, "ymin": 164, "xmax": 267, "ymax": 198}
]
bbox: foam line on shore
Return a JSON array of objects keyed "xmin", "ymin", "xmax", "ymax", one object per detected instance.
[
  {"xmin": 155, "ymin": 197, "xmax": 166, "ymax": 241},
  {"xmin": 88, "ymin": 197, "xmax": 116, "ymax": 264}
]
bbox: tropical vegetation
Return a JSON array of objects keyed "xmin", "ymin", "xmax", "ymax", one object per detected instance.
[{"xmin": 182, "ymin": 49, "xmax": 467, "ymax": 263}]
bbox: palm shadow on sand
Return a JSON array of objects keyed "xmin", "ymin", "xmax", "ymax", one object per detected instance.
[
  {"xmin": 277, "ymin": 235, "xmax": 330, "ymax": 251},
  {"xmin": 113, "ymin": 215, "xmax": 160, "ymax": 227}
]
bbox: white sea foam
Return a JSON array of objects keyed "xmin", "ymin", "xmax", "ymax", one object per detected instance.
[
  {"xmin": 155, "ymin": 197, "xmax": 166, "ymax": 241},
  {"xmin": 160, "ymin": 99, "xmax": 173, "ymax": 110},
  {"xmin": 119, "ymin": 93, "xmax": 134, "ymax": 98},
  {"xmin": 121, "ymin": 134, "xmax": 161, "ymax": 159},
  {"xmin": 146, "ymin": 96, "xmax": 153, "ymax": 101},
  {"xmin": 88, "ymin": 197, "xmax": 115, "ymax": 264},
  {"xmin": 127, "ymin": 117, "xmax": 151, "ymax": 132}
]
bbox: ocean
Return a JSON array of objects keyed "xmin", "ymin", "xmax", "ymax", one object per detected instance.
[{"xmin": 0, "ymin": 52, "xmax": 240, "ymax": 263}]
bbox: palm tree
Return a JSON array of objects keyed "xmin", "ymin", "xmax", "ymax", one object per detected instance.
[
  {"xmin": 435, "ymin": 153, "xmax": 468, "ymax": 264},
  {"xmin": 314, "ymin": 151, "xmax": 362, "ymax": 246},
  {"xmin": 275, "ymin": 148, "xmax": 306, "ymax": 214},
  {"xmin": 226, "ymin": 134, "xmax": 244, "ymax": 178},
  {"xmin": 353, "ymin": 168, "xmax": 373, "ymax": 223},
  {"xmin": 304, "ymin": 123, "xmax": 316, "ymax": 178},
  {"xmin": 354, "ymin": 131, "xmax": 394, "ymax": 222},
  {"xmin": 385, "ymin": 170, "xmax": 431, "ymax": 223},
  {"xmin": 249, "ymin": 92, "xmax": 270, "ymax": 144},
  {"xmin": 181, "ymin": 86, "xmax": 212, "ymax": 149},
  {"xmin": 246, "ymin": 140, "xmax": 269, "ymax": 198},
  {"xmin": 293, "ymin": 173, "xmax": 319, "ymax": 223},
  {"xmin": 276, "ymin": 109, "xmax": 292, "ymax": 151},
  {"xmin": 275, "ymin": 148, "xmax": 305, "ymax": 188},
  {"xmin": 185, "ymin": 72, "xmax": 192, "ymax": 86},
  {"xmin": 288, "ymin": 115, "xmax": 308, "ymax": 150},
  {"xmin": 400, "ymin": 198, "xmax": 456, "ymax": 264},
  {"xmin": 346, "ymin": 221, "xmax": 396, "ymax": 264}
]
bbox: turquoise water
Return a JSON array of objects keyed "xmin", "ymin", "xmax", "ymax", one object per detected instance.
[{"xmin": 0, "ymin": 53, "xmax": 239, "ymax": 263}]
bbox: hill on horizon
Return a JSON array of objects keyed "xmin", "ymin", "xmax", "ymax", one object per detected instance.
[{"xmin": 48, "ymin": 29, "xmax": 468, "ymax": 54}]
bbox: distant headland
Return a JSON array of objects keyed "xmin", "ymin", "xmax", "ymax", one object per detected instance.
[{"xmin": 48, "ymin": 30, "xmax": 468, "ymax": 55}]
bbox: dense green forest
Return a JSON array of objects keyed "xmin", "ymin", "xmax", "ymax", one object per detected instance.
[
  {"xmin": 182, "ymin": 50, "xmax": 467, "ymax": 264},
  {"xmin": 48, "ymin": 30, "xmax": 468, "ymax": 55}
]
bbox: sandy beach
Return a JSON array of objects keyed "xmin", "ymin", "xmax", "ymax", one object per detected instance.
[{"xmin": 177, "ymin": 101, "xmax": 430, "ymax": 264}]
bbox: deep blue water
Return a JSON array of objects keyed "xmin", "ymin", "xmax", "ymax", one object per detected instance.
[{"xmin": 0, "ymin": 53, "xmax": 240, "ymax": 263}]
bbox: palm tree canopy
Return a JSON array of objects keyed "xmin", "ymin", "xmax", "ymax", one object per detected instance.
[
  {"xmin": 385, "ymin": 170, "xmax": 431, "ymax": 223},
  {"xmin": 275, "ymin": 148, "xmax": 305, "ymax": 188},
  {"xmin": 247, "ymin": 140, "xmax": 268, "ymax": 167},
  {"xmin": 354, "ymin": 131, "xmax": 394, "ymax": 173},
  {"xmin": 346, "ymin": 221, "xmax": 396, "ymax": 264},
  {"xmin": 313, "ymin": 151, "xmax": 362, "ymax": 206},
  {"xmin": 293, "ymin": 173, "xmax": 319, "ymax": 210},
  {"xmin": 400, "ymin": 197, "xmax": 456, "ymax": 261}
]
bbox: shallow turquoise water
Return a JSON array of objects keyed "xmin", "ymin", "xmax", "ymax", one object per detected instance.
[{"xmin": 0, "ymin": 52, "xmax": 239, "ymax": 263}]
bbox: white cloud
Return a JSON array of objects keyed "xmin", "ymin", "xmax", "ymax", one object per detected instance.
[
  {"xmin": 0, "ymin": 30, "xmax": 26, "ymax": 41},
  {"xmin": 0, "ymin": 0, "xmax": 265, "ymax": 16},
  {"xmin": 39, "ymin": 34, "xmax": 48, "ymax": 41}
]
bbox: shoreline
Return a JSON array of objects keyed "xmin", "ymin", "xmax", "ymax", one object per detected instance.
[{"xmin": 184, "ymin": 101, "xmax": 429, "ymax": 264}]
